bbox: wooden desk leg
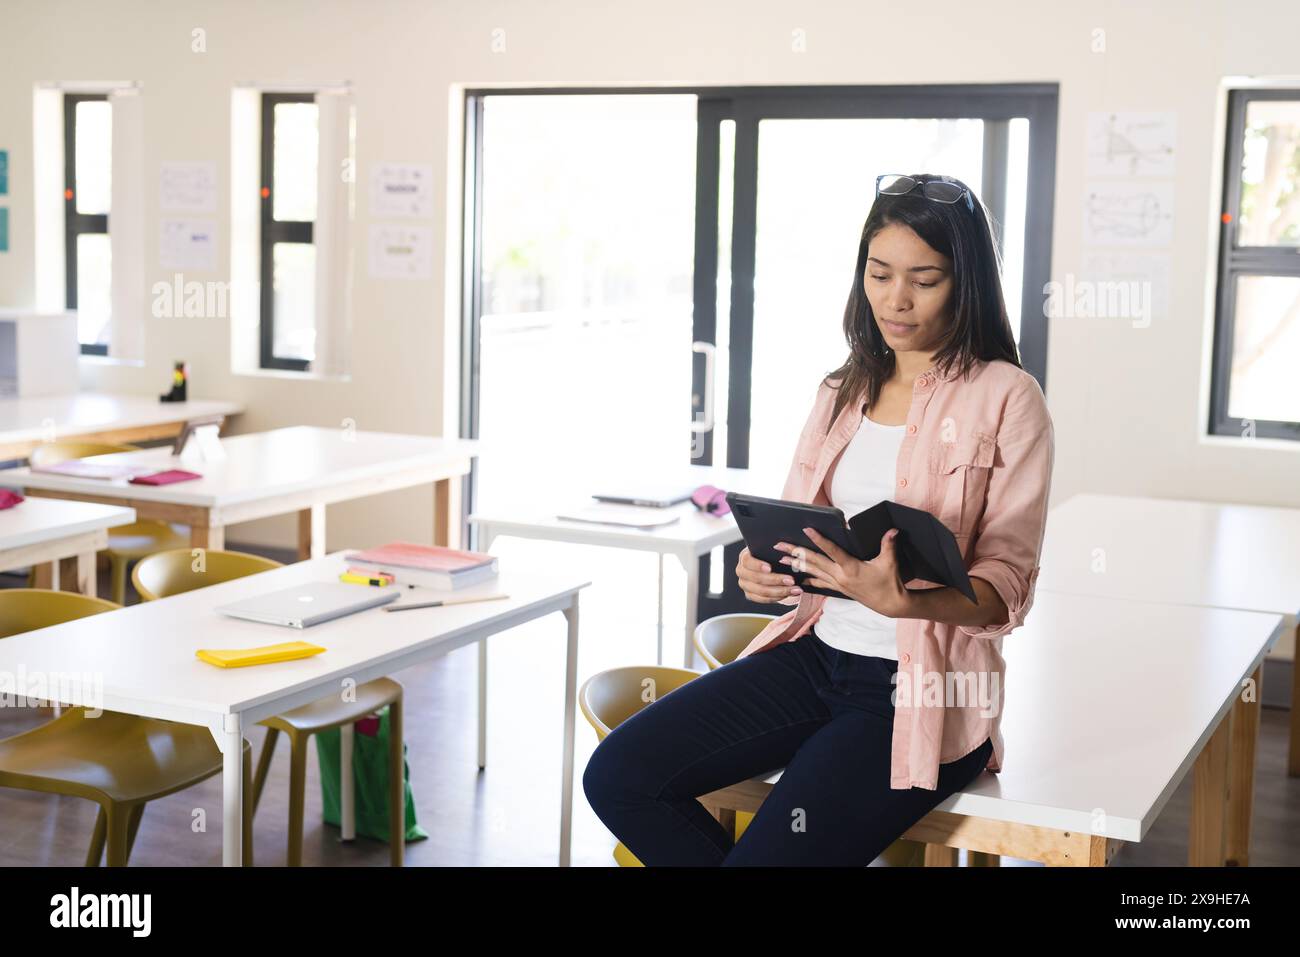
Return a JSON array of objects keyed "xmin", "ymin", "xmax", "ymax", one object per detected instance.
[
  {"xmin": 57, "ymin": 552, "xmax": 95, "ymax": 596},
  {"xmin": 32, "ymin": 562, "xmax": 55, "ymax": 589},
  {"xmin": 1190, "ymin": 711, "xmax": 1231, "ymax": 866},
  {"xmin": 925, "ymin": 844, "xmax": 958, "ymax": 866},
  {"xmin": 190, "ymin": 522, "xmax": 225, "ymax": 551},
  {"xmin": 297, "ymin": 504, "xmax": 325, "ymax": 560},
  {"xmin": 434, "ymin": 477, "xmax": 463, "ymax": 549},
  {"xmin": 1226, "ymin": 665, "xmax": 1261, "ymax": 866},
  {"xmin": 1289, "ymin": 623, "xmax": 1300, "ymax": 778},
  {"xmin": 703, "ymin": 802, "xmax": 738, "ymax": 843},
  {"xmin": 968, "ymin": 851, "xmax": 1001, "ymax": 866}
]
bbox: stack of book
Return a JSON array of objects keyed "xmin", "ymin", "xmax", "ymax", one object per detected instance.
[{"xmin": 345, "ymin": 541, "xmax": 498, "ymax": 591}]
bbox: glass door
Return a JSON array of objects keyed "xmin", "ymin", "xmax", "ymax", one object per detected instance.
[
  {"xmin": 472, "ymin": 93, "xmax": 700, "ymax": 513},
  {"xmin": 692, "ymin": 86, "xmax": 1057, "ymax": 624}
]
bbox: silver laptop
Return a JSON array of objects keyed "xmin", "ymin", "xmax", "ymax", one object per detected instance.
[
  {"xmin": 216, "ymin": 582, "xmax": 400, "ymax": 628},
  {"xmin": 591, "ymin": 484, "xmax": 696, "ymax": 508}
]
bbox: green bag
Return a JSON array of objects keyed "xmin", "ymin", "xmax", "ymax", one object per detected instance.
[{"xmin": 315, "ymin": 704, "xmax": 428, "ymax": 843}]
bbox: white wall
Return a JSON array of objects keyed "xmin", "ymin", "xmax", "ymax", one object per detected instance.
[{"xmin": 0, "ymin": 0, "xmax": 1297, "ymax": 555}]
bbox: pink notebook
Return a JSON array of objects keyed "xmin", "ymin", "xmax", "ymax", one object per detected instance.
[
  {"xmin": 347, "ymin": 541, "xmax": 494, "ymax": 573},
  {"xmin": 129, "ymin": 469, "xmax": 202, "ymax": 486}
]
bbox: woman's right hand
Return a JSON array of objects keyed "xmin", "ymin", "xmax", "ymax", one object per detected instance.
[{"xmin": 736, "ymin": 546, "xmax": 803, "ymax": 604}]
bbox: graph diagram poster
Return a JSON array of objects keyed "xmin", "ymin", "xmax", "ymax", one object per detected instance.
[
  {"xmin": 1086, "ymin": 112, "xmax": 1176, "ymax": 178},
  {"xmin": 1083, "ymin": 181, "xmax": 1175, "ymax": 246}
]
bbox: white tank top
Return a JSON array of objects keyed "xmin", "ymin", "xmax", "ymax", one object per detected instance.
[{"xmin": 813, "ymin": 411, "xmax": 907, "ymax": 660}]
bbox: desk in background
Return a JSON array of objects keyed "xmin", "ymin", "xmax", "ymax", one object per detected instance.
[
  {"xmin": 6, "ymin": 425, "xmax": 479, "ymax": 556},
  {"xmin": 0, "ymin": 392, "xmax": 243, "ymax": 461},
  {"xmin": 0, "ymin": 498, "xmax": 136, "ymax": 594}
]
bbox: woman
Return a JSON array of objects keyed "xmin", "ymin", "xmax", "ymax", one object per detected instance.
[{"xmin": 583, "ymin": 172, "xmax": 1055, "ymax": 866}]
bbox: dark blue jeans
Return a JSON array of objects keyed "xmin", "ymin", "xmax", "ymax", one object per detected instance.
[{"xmin": 583, "ymin": 628, "xmax": 993, "ymax": 866}]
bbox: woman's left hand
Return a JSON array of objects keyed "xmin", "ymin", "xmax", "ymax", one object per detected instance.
[{"xmin": 775, "ymin": 527, "xmax": 911, "ymax": 619}]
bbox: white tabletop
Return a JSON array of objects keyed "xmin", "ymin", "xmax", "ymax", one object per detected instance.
[
  {"xmin": 0, "ymin": 498, "xmax": 136, "ymax": 551},
  {"xmin": 4, "ymin": 426, "xmax": 480, "ymax": 509},
  {"xmin": 0, "ymin": 392, "xmax": 243, "ymax": 447},
  {"xmin": 1038, "ymin": 493, "xmax": 1300, "ymax": 624},
  {"xmin": 944, "ymin": 591, "xmax": 1279, "ymax": 840},
  {"xmin": 470, "ymin": 463, "xmax": 784, "ymax": 552},
  {"xmin": 753, "ymin": 590, "xmax": 1282, "ymax": 842},
  {"xmin": 0, "ymin": 553, "xmax": 588, "ymax": 724}
]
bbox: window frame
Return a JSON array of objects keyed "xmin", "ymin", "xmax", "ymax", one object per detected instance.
[
  {"xmin": 259, "ymin": 91, "xmax": 315, "ymax": 372},
  {"xmin": 63, "ymin": 92, "xmax": 110, "ymax": 357},
  {"xmin": 1208, "ymin": 87, "xmax": 1300, "ymax": 442}
]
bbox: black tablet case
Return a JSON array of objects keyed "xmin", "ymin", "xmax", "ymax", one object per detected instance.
[{"xmin": 725, "ymin": 491, "xmax": 977, "ymax": 603}]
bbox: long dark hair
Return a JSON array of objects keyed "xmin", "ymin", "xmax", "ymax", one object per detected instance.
[{"xmin": 822, "ymin": 173, "xmax": 1022, "ymax": 431}]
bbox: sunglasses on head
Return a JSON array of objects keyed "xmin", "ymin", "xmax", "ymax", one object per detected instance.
[{"xmin": 875, "ymin": 174, "xmax": 975, "ymax": 213}]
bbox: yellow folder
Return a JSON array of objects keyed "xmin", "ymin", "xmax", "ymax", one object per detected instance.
[{"xmin": 196, "ymin": 641, "xmax": 326, "ymax": 669}]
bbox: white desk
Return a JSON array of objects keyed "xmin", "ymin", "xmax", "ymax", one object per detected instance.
[
  {"xmin": 471, "ymin": 464, "xmax": 782, "ymax": 669},
  {"xmin": 704, "ymin": 590, "xmax": 1284, "ymax": 866},
  {"xmin": 0, "ymin": 498, "xmax": 136, "ymax": 594},
  {"xmin": 0, "ymin": 553, "xmax": 589, "ymax": 866},
  {"xmin": 5, "ymin": 426, "xmax": 480, "ymax": 556},
  {"xmin": 470, "ymin": 465, "xmax": 780, "ymax": 774},
  {"xmin": 0, "ymin": 392, "xmax": 243, "ymax": 461},
  {"xmin": 1036, "ymin": 493, "xmax": 1300, "ymax": 809}
]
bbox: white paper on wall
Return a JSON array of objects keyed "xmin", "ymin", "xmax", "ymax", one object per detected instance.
[
  {"xmin": 368, "ymin": 224, "xmax": 432, "ymax": 279},
  {"xmin": 1077, "ymin": 252, "xmax": 1172, "ymax": 326},
  {"xmin": 369, "ymin": 163, "xmax": 434, "ymax": 218},
  {"xmin": 1086, "ymin": 112, "xmax": 1176, "ymax": 178},
  {"xmin": 160, "ymin": 161, "xmax": 218, "ymax": 212},
  {"xmin": 1082, "ymin": 181, "xmax": 1175, "ymax": 246},
  {"xmin": 160, "ymin": 218, "xmax": 218, "ymax": 271}
]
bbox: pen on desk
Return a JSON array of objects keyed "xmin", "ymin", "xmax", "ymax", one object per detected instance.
[{"xmin": 383, "ymin": 594, "xmax": 509, "ymax": 612}]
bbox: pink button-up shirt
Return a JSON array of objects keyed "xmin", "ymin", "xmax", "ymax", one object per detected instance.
[{"xmin": 736, "ymin": 357, "xmax": 1055, "ymax": 790}]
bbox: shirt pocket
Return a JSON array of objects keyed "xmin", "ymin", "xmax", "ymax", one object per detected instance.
[
  {"xmin": 794, "ymin": 429, "xmax": 825, "ymax": 475},
  {"xmin": 927, "ymin": 431, "xmax": 996, "ymax": 538}
]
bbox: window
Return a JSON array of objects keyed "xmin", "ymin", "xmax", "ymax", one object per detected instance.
[
  {"xmin": 260, "ymin": 93, "xmax": 319, "ymax": 371},
  {"xmin": 64, "ymin": 93, "xmax": 111, "ymax": 355},
  {"xmin": 1210, "ymin": 89, "xmax": 1300, "ymax": 440}
]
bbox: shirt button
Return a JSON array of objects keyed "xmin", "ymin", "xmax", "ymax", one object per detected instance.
[
  {"xmin": 900, "ymin": 652, "xmax": 911, "ymax": 664},
  {"xmin": 897, "ymin": 478, "xmax": 907, "ymax": 488},
  {"xmin": 915, "ymin": 377, "xmax": 925, "ymax": 388},
  {"xmin": 907, "ymin": 424, "xmax": 917, "ymax": 434}
]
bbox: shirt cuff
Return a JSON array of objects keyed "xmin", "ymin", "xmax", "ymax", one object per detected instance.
[{"xmin": 958, "ymin": 564, "xmax": 1040, "ymax": 639}]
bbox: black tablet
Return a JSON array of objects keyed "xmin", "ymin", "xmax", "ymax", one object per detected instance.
[
  {"xmin": 725, "ymin": 491, "xmax": 859, "ymax": 599},
  {"xmin": 725, "ymin": 490, "xmax": 977, "ymax": 602}
]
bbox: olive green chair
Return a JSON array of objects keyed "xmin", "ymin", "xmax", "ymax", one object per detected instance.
[
  {"xmin": 131, "ymin": 548, "xmax": 281, "ymax": 601},
  {"xmin": 132, "ymin": 549, "xmax": 407, "ymax": 866},
  {"xmin": 28, "ymin": 441, "xmax": 188, "ymax": 604},
  {"xmin": 692, "ymin": 613, "xmax": 926, "ymax": 867},
  {"xmin": 579, "ymin": 665, "xmax": 702, "ymax": 867},
  {"xmin": 0, "ymin": 589, "xmax": 253, "ymax": 866}
]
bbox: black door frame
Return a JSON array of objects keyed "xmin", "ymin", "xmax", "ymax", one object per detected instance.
[{"xmin": 686, "ymin": 85, "xmax": 1059, "ymax": 623}]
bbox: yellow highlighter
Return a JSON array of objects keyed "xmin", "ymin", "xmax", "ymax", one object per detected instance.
[
  {"xmin": 196, "ymin": 641, "xmax": 326, "ymax": 669},
  {"xmin": 339, "ymin": 571, "xmax": 391, "ymax": 587}
]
